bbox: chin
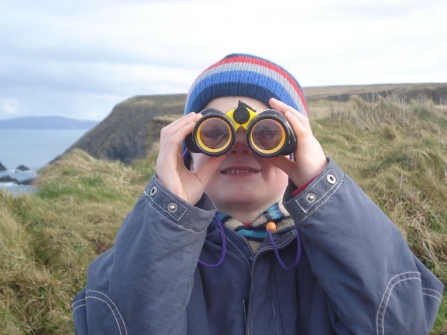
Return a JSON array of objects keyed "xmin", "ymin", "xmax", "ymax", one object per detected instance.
[
  {"xmin": 206, "ymin": 183, "xmax": 286, "ymax": 209},
  {"xmin": 213, "ymin": 191, "xmax": 274, "ymax": 208}
]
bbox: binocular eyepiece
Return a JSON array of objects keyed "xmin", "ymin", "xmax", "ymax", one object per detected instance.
[{"xmin": 184, "ymin": 101, "xmax": 296, "ymax": 157}]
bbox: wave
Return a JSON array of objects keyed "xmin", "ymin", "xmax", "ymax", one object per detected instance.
[{"xmin": 0, "ymin": 169, "xmax": 38, "ymax": 195}]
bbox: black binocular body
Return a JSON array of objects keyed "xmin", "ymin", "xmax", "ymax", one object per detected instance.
[{"xmin": 184, "ymin": 101, "xmax": 296, "ymax": 157}]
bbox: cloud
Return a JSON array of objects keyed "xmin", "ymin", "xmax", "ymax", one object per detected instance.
[{"xmin": 0, "ymin": 0, "xmax": 446, "ymax": 120}]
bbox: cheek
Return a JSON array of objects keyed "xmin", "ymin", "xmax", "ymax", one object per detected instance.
[
  {"xmin": 271, "ymin": 170, "xmax": 289, "ymax": 189},
  {"xmin": 264, "ymin": 165, "xmax": 289, "ymax": 191}
]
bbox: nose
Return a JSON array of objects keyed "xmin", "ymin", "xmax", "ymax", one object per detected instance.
[{"xmin": 229, "ymin": 129, "xmax": 253, "ymax": 155}]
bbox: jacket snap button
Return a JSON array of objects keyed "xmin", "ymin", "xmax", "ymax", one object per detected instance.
[
  {"xmin": 168, "ymin": 202, "xmax": 178, "ymax": 212},
  {"xmin": 326, "ymin": 174, "xmax": 336, "ymax": 184},
  {"xmin": 149, "ymin": 186, "xmax": 157, "ymax": 197},
  {"xmin": 306, "ymin": 193, "xmax": 316, "ymax": 203}
]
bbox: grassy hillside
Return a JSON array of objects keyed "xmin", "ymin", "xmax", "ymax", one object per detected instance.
[
  {"xmin": 1, "ymin": 95, "xmax": 447, "ymax": 334},
  {"xmin": 304, "ymin": 83, "xmax": 447, "ymax": 103}
]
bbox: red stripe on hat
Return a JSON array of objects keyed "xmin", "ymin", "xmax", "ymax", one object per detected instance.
[{"xmin": 205, "ymin": 55, "xmax": 308, "ymax": 112}]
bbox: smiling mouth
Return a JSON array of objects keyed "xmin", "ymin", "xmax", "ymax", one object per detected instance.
[{"xmin": 221, "ymin": 169, "xmax": 259, "ymax": 175}]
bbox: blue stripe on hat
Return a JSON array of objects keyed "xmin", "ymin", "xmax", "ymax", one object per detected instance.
[
  {"xmin": 185, "ymin": 71, "xmax": 299, "ymax": 114},
  {"xmin": 195, "ymin": 61, "xmax": 305, "ymax": 112}
]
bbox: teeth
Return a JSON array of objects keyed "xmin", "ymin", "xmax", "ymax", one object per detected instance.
[{"xmin": 223, "ymin": 169, "xmax": 255, "ymax": 174}]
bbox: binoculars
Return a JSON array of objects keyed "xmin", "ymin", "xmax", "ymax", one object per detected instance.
[{"xmin": 184, "ymin": 101, "xmax": 296, "ymax": 157}]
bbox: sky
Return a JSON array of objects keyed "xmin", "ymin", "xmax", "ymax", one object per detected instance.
[{"xmin": 0, "ymin": 0, "xmax": 446, "ymax": 121}]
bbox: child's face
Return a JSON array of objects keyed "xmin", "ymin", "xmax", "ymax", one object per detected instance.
[{"xmin": 191, "ymin": 96, "xmax": 289, "ymax": 215}]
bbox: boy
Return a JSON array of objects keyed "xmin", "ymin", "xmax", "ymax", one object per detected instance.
[{"xmin": 73, "ymin": 54, "xmax": 443, "ymax": 334}]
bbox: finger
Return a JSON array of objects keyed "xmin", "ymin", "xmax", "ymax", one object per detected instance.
[
  {"xmin": 160, "ymin": 113, "xmax": 199, "ymax": 142},
  {"xmin": 267, "ymin": 155, "xmax": 296, "ymax": 176},
  {"xmin": 194, "ymin": 155, "xmax": 226, "ymax": 186},
  {"xmin": 164, "ymin": 112, "xmax": 198, "ymax": 131},
  {"xmin": 160, "ymin": 119, "xmax": 197, "ymax": 155},
  {"xmin": 269, "ymin": 97, "xmax": 291, "ymax": 112},
  {"xmin": 159, "ymin": 114, "xmax": 200, "ymax": 152},
  {"xmin": 269, "ymin": 98, "xmax": 311, "ymax": 132},
  {"xmin": 269, "ymin": 98, "xmax": 313, "ymax": 141},
  {"xmin": 284, "ymin": 110, "xmax": 309, "ymax": 141}
]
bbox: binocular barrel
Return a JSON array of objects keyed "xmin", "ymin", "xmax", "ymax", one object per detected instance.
[{"xmin": 184, "ymin": 107, "xmax": 296, "ymax": 157}]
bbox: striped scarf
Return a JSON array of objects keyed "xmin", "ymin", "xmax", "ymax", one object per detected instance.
[{"xmin": 216, "ymin": 200, "xmax": 294, "ymax": 253}]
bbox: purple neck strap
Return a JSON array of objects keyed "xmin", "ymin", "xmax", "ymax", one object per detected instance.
[
  {"xmin": 267, "ymin": 223, "xmax": 302, "ymax": 270},
  {"xmin": 198, "ymin": 214, "xmax": 227, "ymax": 267}
]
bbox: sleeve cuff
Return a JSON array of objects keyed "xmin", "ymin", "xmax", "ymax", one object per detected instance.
[{"xmin": 291, "ymin": 176, "xmax": 318, "ymax": 197}]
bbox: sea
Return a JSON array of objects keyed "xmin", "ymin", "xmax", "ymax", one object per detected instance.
[{"xmin": 0, "ymin": 129, "xmax": 90, "ymax": 195}]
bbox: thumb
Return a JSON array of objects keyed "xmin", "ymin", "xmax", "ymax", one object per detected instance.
[
  {"xmin": 267, "ymin": 155, "xmax": 296, "ymax": 177},
  {"xmin": 193, "ymin": 155, "xmax": 226, "ymax": 187}
]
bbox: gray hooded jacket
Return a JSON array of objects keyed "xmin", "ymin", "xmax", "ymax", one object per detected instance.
[{"xmin": 73, "ymin": 159, "xmax": 443, "ymax": 334}]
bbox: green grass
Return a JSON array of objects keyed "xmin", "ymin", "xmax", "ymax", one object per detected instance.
[{"xmin": 1, "ymin": 96, "xmax": 446, "ymax": 333}]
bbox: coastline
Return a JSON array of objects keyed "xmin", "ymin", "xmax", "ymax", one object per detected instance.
[
  {"xmin": 0, "ymin": 128, "xmax": 90, "ymax": 195},
  {"xmin": 0, "ymin": 168, "xmax": 39, "ymax": 195}
]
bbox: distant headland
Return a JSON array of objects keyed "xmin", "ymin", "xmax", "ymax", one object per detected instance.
[{"xmin": 0, "ymin": 116, "xmax": 99, "ymax": 129}]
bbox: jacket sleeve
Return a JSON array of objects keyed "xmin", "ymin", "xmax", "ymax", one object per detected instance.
[
  {"xmin": 72, "ymin": 175, "xmax": 216, "ymax": 335},
  {"xmin": 283, "ymin": 158, "xmax": 444, "ymax": 335}
]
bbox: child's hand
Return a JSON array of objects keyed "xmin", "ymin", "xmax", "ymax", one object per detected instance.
[
  {"xmin": 156, "ymin": 113, "xmax": 225, "ymax": 205},
  {"xmin": 268, "ymin": 98, "xmax": 327, "ymax": 189}
]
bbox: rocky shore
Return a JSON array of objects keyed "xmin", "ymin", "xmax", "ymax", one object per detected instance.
[{"xmin": 0, "ymin": 162, "xmax": 36, "ymax": 187}]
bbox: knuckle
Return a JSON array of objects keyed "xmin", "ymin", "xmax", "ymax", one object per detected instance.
[
  {"xmin": 167, "ymin": 136, "xmax": 178, "ymax": 146},
  {"xmin": 160, "ymin": 127, "xmax": 168, "ymax": 136}
]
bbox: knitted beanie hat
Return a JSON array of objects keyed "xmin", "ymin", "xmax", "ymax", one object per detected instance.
[{"xmin": 184, "ymin": 53, "xmax": 308, "ymax": 117}]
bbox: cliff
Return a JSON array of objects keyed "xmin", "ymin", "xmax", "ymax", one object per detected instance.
[{"xmin": 67, "ymin": 94, "xmax": 186, "ymax": 163}]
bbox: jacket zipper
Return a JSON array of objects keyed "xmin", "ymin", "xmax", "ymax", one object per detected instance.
[
  {"xmin": 245, "ymin": 229, "xmax": 297, "ymax": 335},
  {"xmin": 214, "ymin": 221, "xmax": 297, "ymax": 335}
]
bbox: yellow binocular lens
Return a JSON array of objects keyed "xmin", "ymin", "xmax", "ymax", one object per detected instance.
[
  {"xmin": 184, "ymin": 101, "xmax": 296, "ymax": 157},
  {"xmin": 249, "ymin": 119, "xmax": 286, "ymax": 155},
  {"xmin": 196, "ymin": 117, "xmax": 232, "ymax": 153}
]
